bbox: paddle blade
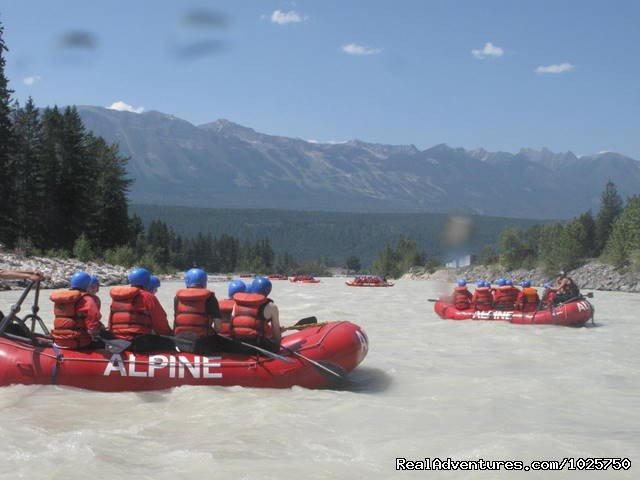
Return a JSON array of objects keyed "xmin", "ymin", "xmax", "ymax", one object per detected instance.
[
  {"xmin": 295, "ymin": 316, "xmax": 318, "ymax": 326},
  {"xmin": 104, "ymin": 339, "xmax": 131, "ymax": 354}
]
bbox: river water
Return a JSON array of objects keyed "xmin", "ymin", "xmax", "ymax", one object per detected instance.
[{"xmin": 0, "ymin": 278, "xmax": 637, "ymax": 479}]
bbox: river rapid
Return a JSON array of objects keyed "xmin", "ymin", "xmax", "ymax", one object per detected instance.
[{"xmin": 0, "ymin": 278, "xmax": 637, "ymax": 479}]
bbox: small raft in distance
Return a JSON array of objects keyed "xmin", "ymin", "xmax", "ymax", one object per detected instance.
[
  {"xmin": 289, "ymin": 275, "xmax": 320, "ymax": 283},
  {"xmin": 345, "ymin": 276, "xmax": 394, "ymax": 287}
]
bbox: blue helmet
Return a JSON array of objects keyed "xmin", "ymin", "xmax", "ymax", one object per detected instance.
[
  {"xmin": 90, "ymin": 275, "xmax": 100, "ymax": 287},
  {"xmin": 457, "ymin": 279, "xmax": 467, "ymax": 287},
  {"xmin": 70, "ymin": 271, "xmax": 91, "ymax": 290},
  {"xmin": 521, "ymin": 280, "xmax": 531, "ymax": 288},
  {"xmin": 228, "ymin": 279, "xmax": 247, "ymax": 298},
  {"xmin": 185, "ymin": 268, "xmax": 207, "ymax": 288},
  {"xmin": 148, "ymin": 275, "xmax": 161, "ymax": 293},
  {"xmin": 544, "ymin": 282, "xmax": 553, "ymax": 288},
  {"xmin": 484, "ymin": 281, "xmax": 491, "ymax": 287},
  {"xmin": 128, "ymin": 267, "xmax": 151, "ymax": 288},
  {"xmin": 506, "ymin": 279, "xmax": 513, "ymax": 286},
  {"xmin": 497, "ymin": 278, "xmax": 506, "ymax": 287},
  {"xmin": 476, "ymin": 280, "xmax": 484, "ymax": 288},
  {"xmin": 250, "ymin": 276, "xmax": 272, "ymax": 296}
]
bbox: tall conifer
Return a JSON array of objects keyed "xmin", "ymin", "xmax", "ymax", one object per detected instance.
[{"xmin": 0, "ymin": 20, "xmax": 15, "ymax": 245}]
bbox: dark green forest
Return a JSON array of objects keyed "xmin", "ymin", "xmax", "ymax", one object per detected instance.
[{"xmin": 131, "ymin": 204, "xmax": 541, "ymax": 267}]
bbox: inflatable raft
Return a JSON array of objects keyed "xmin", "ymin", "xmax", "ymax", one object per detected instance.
[
  {"xmin": 433, "ymin": 297, "xmax": 594, "ymax": 326},
  {"xmin": 346, "ymin": 280, "xmax": 394, "ymax": 287},
  {"xmin": 289, "ymin": 276, "xmax": 320, "ymax": 283},
  {"xmin": 0, "ymin": 321, "xmax": 368, "ymax": 391}
]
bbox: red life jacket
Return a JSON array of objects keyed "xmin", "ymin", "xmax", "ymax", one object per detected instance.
[
  {"xmin": 230, "ymin": 292, "xmax": 272, "ymax": 342},
  {"xmin": 109, "ymin": 286, "xmax": 152, "ymax": 339},
  {"xmin": 472, "ymin": 287, "xmax": 493, "ymax": 311},
  {"xmin": 517, "ymin": 287, "xmax": 540, "ymax": 312},
  {"xmin": 50, "ymin": 290, "xmax": 92, "ymax": 349},
  {"xmin": 453, "ymin": 286, "xmax": 472, "ymax": 310},
  {"xmin": 174, "ymin": 288, "xmax": 215, "ymax": 338},
  {"xmin": 542, "ymin": 289, "xmax": 556, "ymax": 306},
  {"xmin": 217, "ymin": 298, "xmax": 234, "ymax": 336},
  {"xmin": 493, "ymin": 286, "xmax": 518, "ymax": 310}
]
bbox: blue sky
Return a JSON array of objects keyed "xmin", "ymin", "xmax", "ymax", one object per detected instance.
[{"xmin": 2, "ymin": 1, "xmax": 639, "ymax": 158}]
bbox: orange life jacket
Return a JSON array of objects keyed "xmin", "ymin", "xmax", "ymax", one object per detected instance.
[
  {"xmin": 493, "ymin": 286, "xmax": 518, "ymax": 310},
  {"xmin": 174, "ymin": 288, "xmax": 215, "ymax": 338},
  {"xmin": 50, "ymin": 290, "xmax": 92, "ymax": 349},
  {"xmin": 453, "ymin": 286, "xmax": 472, "ymax": 310},
  {"xmin": 217, "ymin": 298, "xmax": 234, "ymax": 336},
  {"xmin": 518, "ymin": 287, "xmax": 540, "ymax": 312},
  {"xmin": 230, "ymin": 292, "xmax": 272, "ymax": 342},
  {"xmin": 109, "ymin": 286, "xmax": 152, "ymax": 338},
  {"xmin": 472, "ymin": 287, "xmax": 493, "ymax": 311}
]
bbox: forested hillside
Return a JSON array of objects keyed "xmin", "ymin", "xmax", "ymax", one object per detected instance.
[{"xmin": 131, "ymin": 204, "xmax": 541, "ymax": 266}]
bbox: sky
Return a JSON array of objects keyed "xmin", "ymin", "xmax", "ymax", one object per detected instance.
[{"xmin": 2, "ymin": 0, "xmax": 639, "ymax": 158}]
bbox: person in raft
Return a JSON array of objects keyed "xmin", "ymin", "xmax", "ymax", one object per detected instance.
[
  {"xmin": 217, "ymin": 279, "xmax": 247, "ymax": 337},
  {"xmin": 452, "ymin": 279, "xmax": 472, "ymax": 310},
  {"xmin": 229, "ymin": 276, "xmax": 281, "ymax": 351},
  {"xmin": 88, "ymin": 275, "xmax": 101, "ymax": 309},
  {"xmin": 147, "ymin": 275, "xmax": 161, "ymax": 295},
  {"xmin": 108, "ymin": 267, "xmax": 173, "ymax": 352},
  {"xmin": 50, "ymin": 272, "xmax": 106, "ymax": 349},
  {"xmin": 471, "ymin": 280, "xmax": 493, "ymax": 311},
  {"xmin": 553, "ymin": 270, "xmax": 580, "ymax": 304},
  {"xmin": 541, "ymin": 282, "xmax": 556, "ymax": 307},
  {"xmin": 173, "ymin": 268, "xmax": 222, "ymax": 354},
  {"xmin": 515, "ymin": 280, "xmax": 540, "ymax": 312},
  {"xmin": 492, "ymin": 278, "xmax": 519, "ymax": 310}
]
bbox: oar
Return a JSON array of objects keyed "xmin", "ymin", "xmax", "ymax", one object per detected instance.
[
  {"xmin": 294, "ymin": 316, "xmax": 318, "ymax": 326},
  {"xmin": 0, "ymin": 281, "xmax": 35, "ymax": 334},
  {"xmin": 99, "ymin": 333, "xmax": 132, "ymax": 354},
  {"xmin": 279, "ymin": 344, "xmax": 349, "ymax": 384},
  {"xmin": 216, "ymin": 335, "xmax": 294, "ymax": 364}
]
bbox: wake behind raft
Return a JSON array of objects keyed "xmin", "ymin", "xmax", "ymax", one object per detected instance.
[
  {"xmin": 433, "ymin": 296, "xmax": 594, "ymax": 326},
  {"xmin": 0, "ymin": 282, "xmax": 369, "ymax": 391}
]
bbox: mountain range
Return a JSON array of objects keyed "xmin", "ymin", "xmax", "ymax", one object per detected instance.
[{"xmin": 76, "ymin": 106, "xmax": 640, "ymax": 219}]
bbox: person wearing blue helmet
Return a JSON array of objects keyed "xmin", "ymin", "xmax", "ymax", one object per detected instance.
[
  {"xmin": 50, "ymin": 272, "xmax": 105, "ymax": 349},
  {"xmin": 108, "ymin": 267, "xmax": 172, "ymax": 351},
  {"xmin": 217, "ymin": 280, "xmax": 247, "ymax": 336},
  {"xmin": 541, "ymin": 282, "xmax": 557, "ymax": 307},
  {"xmin": 451, "ymin": 279, "xmax": 472, "ymax": 310},
  {"xmin": 88, "ymin": 275, "xmax": 101, "ymax": 308},
  {"xmin": 493, "ymin": 277, "xmax": 518, "ymax": 310},
  {"xmin": 147, "ymin": 275, "xmax": 161, "ymax": 295},
  {"xmin": 229, "ymin": 276, "xmax": 281, "ymax": 350},
  {"xmin": 471, "ymin": 280, "xmax": 493, "ymax": 311},
  {"xmin": 173, "ymin": 268, "xmax": 222, "ymax": 354},
  {"xmin": 515, "ymin": 280, "xmax": 540, "ymax": 312}
]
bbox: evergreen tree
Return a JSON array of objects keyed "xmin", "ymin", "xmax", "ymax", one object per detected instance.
[
  {"xmin": 595, "ymin": 180, "xmax": 623, "ymax": 255},
  {"xmin": 11, "ymin": 98, "xmax": 45, "ymax": 245},
  {"xmin": 39, "ymin": 106, "xmax": 65, "ymax": 247},
  {"xmin": 577, "ymin": 210, "xmax": 597, "ymax": 257},
  {"xmin": 0, "ymin": 20, "xmax": 15, "ymax": 245},
  {"xmin": 604, "ymin": 195, "xmax": 640, "ymax": 268},
  {"xmin": 345, "ymin": 255, "xmax": 361, "ymax": 272}
]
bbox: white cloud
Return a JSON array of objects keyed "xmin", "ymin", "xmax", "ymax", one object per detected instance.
[
  {"xmin": 23, "ymin": 75, "xmax": 41, "ymax": 85},
  {"xmin": 341, "ymin": 43, "xmax": 382, "ymax": 56},
  {"xmin": 535, "ymin": 63, "xmax": 574, "ymax": 74},
  {"xmin": 471, "ymin": 42, "xmax": 504, "ymax": 59},
  {"xmin": 270, "ymin": 10, "xmax": 307, "ymax": 25},
  {"xmin": 106, "ymin": 101, "xmax": 145, "ymax": 114}
]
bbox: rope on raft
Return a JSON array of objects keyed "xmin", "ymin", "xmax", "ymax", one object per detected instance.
[{"xmin": 281, "ymin": 322, "xmax": 328, "ymax": 331}]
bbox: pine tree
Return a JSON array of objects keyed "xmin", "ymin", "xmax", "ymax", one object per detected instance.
[
  {"xmin": 11, "ymin": 98, "xmax": 46, "ymax": 245},
  {"xmin": 0, "ymin": 20, "xmax": 15, "ymax": 245},
  {"xmin": 39, "ymin": 107, "xmax": 65, "ymax": 247},
  {"xmin": 595, "ymin": 180, "xmax": 623, "ymax": 256}
]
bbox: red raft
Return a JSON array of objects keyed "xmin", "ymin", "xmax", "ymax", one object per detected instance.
[
  {"xmin": 289, "ymin": 276, "xmax": 320, "ymax": 283},
  {"xmin": 345, "ymin": 280, "xmax": 394, "ymax": 287},
  {"xmin": 0, "ymin": 321, "xmax": 368, "ymax": 391},
  {"xmin": 434, "ymin": 297, "xmax": 594, "ymax": 326}
]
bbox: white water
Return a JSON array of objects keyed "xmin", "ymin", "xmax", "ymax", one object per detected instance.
[{"xmin": 0, "ymin": 278, "xmax": 638, "ymax": 479}]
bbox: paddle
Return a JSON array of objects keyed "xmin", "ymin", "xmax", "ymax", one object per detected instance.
[
  {"xmin": 216, "ymin": 335, "xmax": 295, "ymax": 364},
  {"xmin": 99, "ymin": 332, "xmax": 132, "ymax": 354},
  {"xmin": 0, "ymin": 281, "xmax": 36, "ymax": 334},
  {"xmin": 294, "ymin": 316, "xmax": 318, "ymax": 326},
  {"xmin": 279, "ymin": 343, "xmax": 349, "ymax": 384}
]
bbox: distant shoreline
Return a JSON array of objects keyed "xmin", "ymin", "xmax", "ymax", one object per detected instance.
[{"xmin": 403, "ymin": 261, "xmax": 640, "ymax": 293}]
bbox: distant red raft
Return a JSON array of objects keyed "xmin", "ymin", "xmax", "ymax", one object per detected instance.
[
  {"xmin": 267, "ymin": 274, "xmax": 288, "ymax": 280},
  {"xmin": 346, "ymin": 280, "xmax": 394, "ymax": 287},
  {"xmin": 0, "ymin": 321, "xmax": 368, "ymax": 391},
  {"xmin": 289, "ymin": 276, "xmax": 320, "ymax": 283},
  {"xmin": 433, "ymin": 297, "xmax": 594, "ymax": 326}
]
